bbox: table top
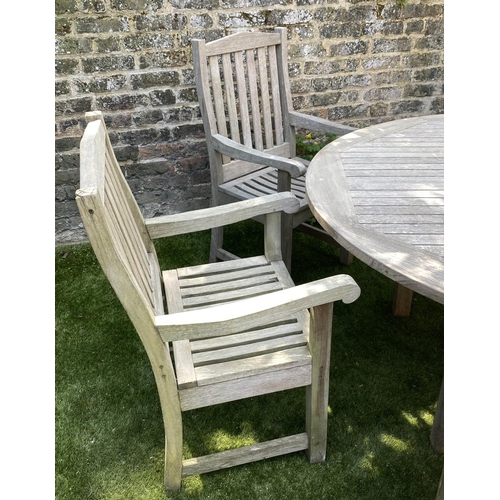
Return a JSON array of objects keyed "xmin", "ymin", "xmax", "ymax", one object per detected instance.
[{"xmin": 306, "ymin": 114, "xmax": 444, "ymax": 304}]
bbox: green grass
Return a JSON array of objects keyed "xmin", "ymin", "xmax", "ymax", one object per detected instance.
[{"xmin": 55, "ymin": 221, "xmax": 443, "ymax": 499}]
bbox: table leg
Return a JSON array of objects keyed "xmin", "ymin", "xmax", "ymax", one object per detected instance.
[
  {"xmin": 435, "ymin": 468, "xmax": 444, "ymax": 500},
  {"xmin": 339, "ymin": 247, "xmax": 353, "ymax": 265},
  {"xmin": 392, "ymin": 283, "xmax": 413, "ymax": 317},
  {"xmin": 431, "ymin": 381, "xmax": 444, "ymax": 500},
  {"xmin": 430, "ymin": 380, "xmax": 444, "ymax": 453}
]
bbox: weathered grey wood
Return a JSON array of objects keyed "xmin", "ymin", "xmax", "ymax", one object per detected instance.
[
  {"xmin": 212, "ymin": 134, "xmax": 306, "ymax": 178},
  {"xmin": 181, "ymin": 433, "xmax": 309, "ymax": 478},
  {"xmin": 76, "ymin": 114, "xmax": 184, "ymax": 491},
  {"xmin": 203, "ymin": 30, "xmax": 281, "ymax": 57},
  {"xmin": 306, "ymin": 114, "xmax": 444, "ymax": 308},
  {"xmin": 289, "ymin": 110, "xmax": 357, "ymax": 136},
  {"xmin": 195, "ymin": 346, "xmax": 312, "ymax": 385},
  {"xmin": 177, "ymin": 255, "xmax": 268, "ymax": 277},
  {"xmin": 155, "ymin": 275, "xmax": 360, "ymax": 342},
  {"xmin": 264, "ymin": 211, "xmax": 283, "ymax": 261},
  {"xmin": 306, "ymin": 302, "xmax": 334, "ymax": 463},
  {"xmin": 192, "ymin": 27, "xmax": 356, "ymax": 272},
  {"xmin": 215, "ymin": 248, "xmax": 240, "ymax": 261},
  {"xmin": 163, "ymin": 269, "xmax": 197, "ymax": 390},
  {"xmin": 145, "ymin": 192, "xmax": 300, "ymax": 239},
  {"xmin": 268, "ymin": 45, "xmax": 283, "ymax": 145},
  {"xmin": 179, "ymin": 364, "xmax": 311, "ymax": 410},
  {"xmin": 77, "ymin": 110, "xmax": 361, "ymax": 492},
  {"xmin": 191, "ymin": 322, "xmax": 303, "ymax": 352}
]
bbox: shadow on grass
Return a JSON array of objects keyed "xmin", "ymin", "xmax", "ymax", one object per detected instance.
[{"xmin": 55, "ymin": 220, "xmax": 443, "ymax": 500}]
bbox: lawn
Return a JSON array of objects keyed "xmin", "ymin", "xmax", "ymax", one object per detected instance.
[{"xmin": 55, "ymin": 220, "xmax": 443, "ymax": 499}]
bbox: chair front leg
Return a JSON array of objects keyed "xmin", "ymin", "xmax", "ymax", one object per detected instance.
[
  {"xmin": 306, "ymin": 302, "xmax": 334, "ymax": 463},
  {"xmin": 277, "ymin": 170, "xmax": 293, "ymax": 272},
  {"xmin": 164, "ymin": 431, "xmax": 183, "ymax": 491}
]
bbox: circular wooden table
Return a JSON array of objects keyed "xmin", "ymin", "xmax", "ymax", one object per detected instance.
[
  {"xmin": 306, "ymin": 114, "xmax": 444, "ymax": 315},
  {"xmin": 306, "ymin": 115, "xmax": 445, "ymax": 486}
]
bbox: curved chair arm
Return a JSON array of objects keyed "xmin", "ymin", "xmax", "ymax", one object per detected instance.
[
  {"xmin": 156, "ymin": 274, "xmax": 360, "ymax": 342},
  {"xmin": 145, "ymin": 192, "xmax": 300, "ymax": 239},
  {"xmin": 212, "ymin": 134, "xmax": 307, "ymax": 178},
  {"xmin": 289, "ymin": 111, "xmax": 357, "ymax": 136}
]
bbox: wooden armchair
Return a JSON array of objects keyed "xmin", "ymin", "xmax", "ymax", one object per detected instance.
[
  {"xmin": 192, "ymin": 27, "xmax": 356, "ymax": 271},
  {"xmin": 76, "ymin": 111, "xmax": 360, "ymax": 491}
]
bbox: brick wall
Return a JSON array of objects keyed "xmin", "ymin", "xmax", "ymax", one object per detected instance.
[{"xmin": 55, "ymin": 0, "xmax": 444, "ymax": 245}]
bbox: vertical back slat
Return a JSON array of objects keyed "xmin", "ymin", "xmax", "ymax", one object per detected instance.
[
  {"xmin": 105, "ymin": 164, "xmax": 153, "ymax": 306},
  {"xmin": 105, "ymin": 154, "xmax": 151, "ymax": 278},
  {"xmin": 234, "ymin": 51, "xmax": 253, "ymax": 148},
  {"xmin": 268, "ymin": 45, "xmax": 283, "ymax": 145},
  {"xmin": 274, "ymin": 27, "xmax": 295, "ymax": 151},
  {"xmin": 222, "ymin": 53, "xmax": 240, "ymax": 143},
  {"xmin": 246, "ymin": 50, "xmax": 263, "ymax": 151},
  {"xmin": 209, "ymin": 56, "xmax": 227, "ymax": 138},
  {"xmin": 102, "ymin": 129, "xmax": 155, "ymax": 255},
  {"xmin": 257, "ymin": 47, "xmax": 274, "ymax": 150},
  {"xmin": 209, "ymin": 55, "xmax": 231, "ymax": 164}
]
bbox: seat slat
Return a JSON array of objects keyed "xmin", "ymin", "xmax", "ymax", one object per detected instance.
[
  {"xmin": 231, "ymin": 181, "xmax": 277, "ymax": 198},
  {"xmin": 264, "ymin": 169, "xmax": 307, "ymax": 192},
  {"xmin": 178, "ymin": 263, "xmax": 275, "ymax": 287},
  {"xmin": 190, "ymin": 321, "xmax": 302, "ymax": 352},
  {"xmin": 221, "ymin": 169, "xmax": 307, "ymax": 202},
  {"xmin": 176, "ymin": 255, "xmax": 269, "ymax": 278},
  {"xmin": 180, "ymin": 274, "xmax": 279, "ymax": 298},
  {"xmin": 250, "ymin": 173, "xmax": 306, "ymax": 198},
  {"xmin": 192, "ymin": 332, "xmax": 308, "ymax": 366},
  {"xmin": 195, "ymin": 346, "xmax": 312, "ymax": 385},
  {"xmin": 182, "ymin": 280, "xmax": 284, "ymax": 308}
]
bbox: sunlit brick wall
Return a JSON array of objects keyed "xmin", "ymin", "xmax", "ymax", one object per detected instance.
[{"xmin": 55, "ymin": 0, "xmax": 444, "ymax": 244}]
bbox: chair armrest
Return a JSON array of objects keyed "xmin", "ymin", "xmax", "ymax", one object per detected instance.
[
  {"xmin": 155, "ymin": 274, "xmax": 360, "ymax": 342},
  {"xmin": 212, "ymin": 134, "xmax": 307, "ymax": 178},
  {"xmin": 145, "ymin": 192, "xmax": 300, "ymax": 239},
  {"xmin": 289, "ymin": 111, "xmax": 357, "ymax": 136}
]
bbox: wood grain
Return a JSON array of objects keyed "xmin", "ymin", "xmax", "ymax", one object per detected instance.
[{"xmin": 306, "ymin": 114, "xmax": 444, "ymax": 304}]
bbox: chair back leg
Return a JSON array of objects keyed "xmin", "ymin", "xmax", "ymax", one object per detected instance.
[{"xmin": 210, "ymin": 226, "xmax": 223, "ymax": 262}]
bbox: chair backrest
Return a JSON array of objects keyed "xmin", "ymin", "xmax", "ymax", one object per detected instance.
[
  {"xmin": 192, "ymin": 27, "xmax": 295, "ymax": 185},
  {"xmin": 75, "ymin": 111, "xmax": 178, "ymax": 398}
]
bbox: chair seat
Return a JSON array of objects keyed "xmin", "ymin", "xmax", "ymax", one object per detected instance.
[
  {"xmin": 163, "ymin": 255, "xmax": 313, "ymax": 410},
  {"xmin": 220, "ymin": 166, "xmax": 309, "ymax": 211}
]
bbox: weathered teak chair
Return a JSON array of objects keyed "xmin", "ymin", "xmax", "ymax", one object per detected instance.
[
  {"xmin": 192, "ymin": 27, "xmax": 356, "ymax": 271},
  {"xmin": 76, "ymin": 111, "xmax": 360, "ymax": 491}
]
